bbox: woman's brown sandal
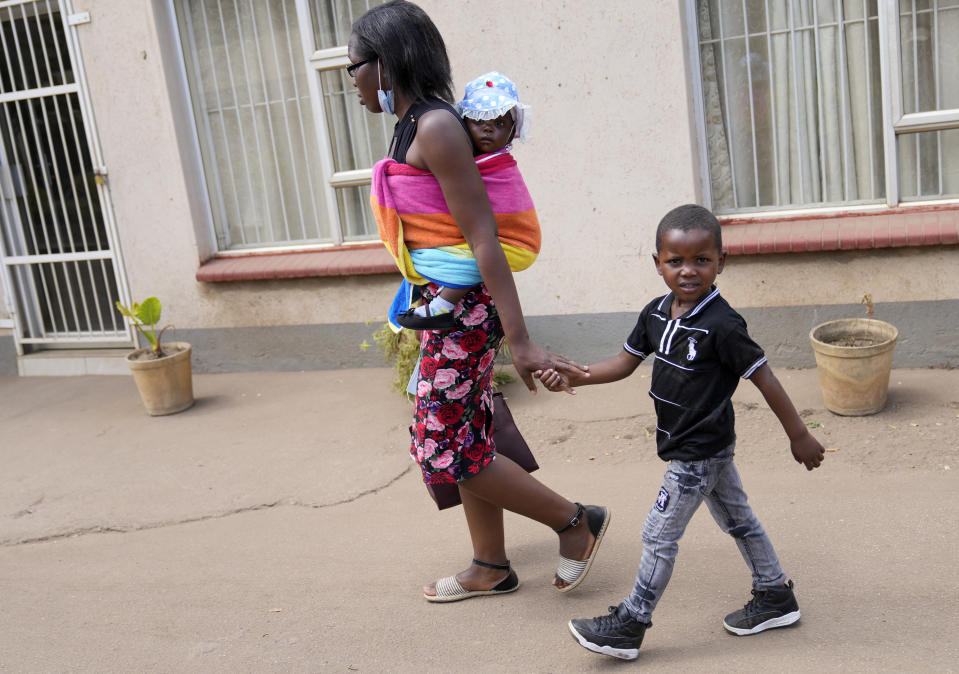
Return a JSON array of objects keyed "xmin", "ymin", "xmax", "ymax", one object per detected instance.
[
  {"xmin": 425, "ymin": 558, "xmax": 520, "ymax": 603},
  {"xmin": 554, "ymin": 503, "xmax": 612, "ymax": 593}
]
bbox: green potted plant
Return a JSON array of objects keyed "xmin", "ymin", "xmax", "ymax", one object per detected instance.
[
  {"xmin": 808, "ymin": 294, "xmax": 898, "ymax": 416},
  {"xmin": 116, "ymin": 297, "xmax": 194, "ymax": 416}
]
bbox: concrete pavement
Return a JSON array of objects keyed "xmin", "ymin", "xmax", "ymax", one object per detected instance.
[{"xmin": 1, "ymin": 366, "xmax": 957, "ymax": 672}]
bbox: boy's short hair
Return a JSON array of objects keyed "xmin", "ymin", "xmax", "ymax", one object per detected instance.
[{"xmin": 655, "ymin": 204, "xmax": 723, "ymax": 252}]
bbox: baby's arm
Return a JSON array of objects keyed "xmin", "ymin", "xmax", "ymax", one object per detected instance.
[
  {"xmin": 536, "ymin": 350, "xmax": 642, "ymax": 393},
  {"xmin": 749, "ymin": 364, "xmax": 825, "ymax": 471}
]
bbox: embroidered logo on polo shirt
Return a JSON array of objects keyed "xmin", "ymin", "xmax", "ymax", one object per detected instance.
[
  {"xmin": 655, "ymin": 487, "xmax": 669, "ymax": 512},
  {"xmin": 686, "ymin": 337, "xmax": 698, "ymax": 361}
]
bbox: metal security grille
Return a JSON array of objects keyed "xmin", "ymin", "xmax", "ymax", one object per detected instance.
[
  {"xmin": 694, "ymin": 0, "xmax": 959, "ymax": 213},
  {"xmin": 897, "ymin": 0, "xmax": 959, "ymax": 200},
  {"xmin": 175, "ymin": 0, "xmax": 391, "ymax": 250},
  {"xmin": 696, "ymin": 0, "xmax": 887, "ymax": 211},
  {"xmin": 0, "ymin": 0, "xmax": 128, "ymax": 350}
]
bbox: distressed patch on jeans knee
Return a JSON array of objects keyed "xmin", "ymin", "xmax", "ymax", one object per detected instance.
[
  {"xmin": 636, "ymin": 586, "xmax": 657, "ymax": 601},
  {"xmin": 729, "ymin": 525, "xmax": 749, "ymax": 538},
  {"xmin": 655, "ymin": 487, "xmax": 670, "ymax": 512}
]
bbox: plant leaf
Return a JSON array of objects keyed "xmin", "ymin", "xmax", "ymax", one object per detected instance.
[
  {"xmin": 115, "ymin": 301, "xmax": 134, "ymax": 319},
  {"xmin": 135, "ymin": 297, "xmax": 161, "ymax": 326}
]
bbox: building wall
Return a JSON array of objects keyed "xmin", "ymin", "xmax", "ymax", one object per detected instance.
[
  {"xmin": 5, "ymin": 0, "xmax": 950, "ymax": 373},
  {"xmin": 419, "ymin": 0, "xmax": 700, "ymax": 317}
]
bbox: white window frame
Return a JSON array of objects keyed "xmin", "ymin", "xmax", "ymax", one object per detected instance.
[
  {"xmin": 686, "ymin": 0, "xmax": 959, "ymax": 214},
  {"xmin": 166, "ymin": 0, "xmax": 383, "ymax": 257},
  {"xmin": 296, "ymin": 24, "xmax": 379, "ymax": 246}
]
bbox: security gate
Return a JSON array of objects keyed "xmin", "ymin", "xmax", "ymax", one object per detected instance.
[{"xmin": 0, "ymin": 0, "xmax": 130, "ymax": 354}]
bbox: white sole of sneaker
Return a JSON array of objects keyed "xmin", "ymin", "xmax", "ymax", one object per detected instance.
[
  {"xmin": 723, "ymin": 609, "xmax": 801, "ymax": 636},
  {"xmin": 567, "ymin": 621, "xmax": 639, "ymax": 660}
]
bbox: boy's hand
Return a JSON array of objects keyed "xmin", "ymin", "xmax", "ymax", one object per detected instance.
[
  {"xmin": 790, "ymin": 430, "xmax": 825, "ymax": 470},
  {"xmin": 534, "ymin": 368, "xmax": 576, "ymax": 394},
  {"xmin": 508, "ymin": 340, "xmax": 588, "ymax": 394}
]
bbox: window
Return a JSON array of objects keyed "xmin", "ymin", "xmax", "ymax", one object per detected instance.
[
  {"xmin": 691, "ymin": 0, "xmax": 959, "ymax": 214},
  {"xmin": 174, "ymin": 0, "xmax": 390, "ymax": 251}
]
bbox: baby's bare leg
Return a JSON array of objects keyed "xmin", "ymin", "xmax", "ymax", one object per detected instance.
[{"xmin": 438, "ymin": 287, "xmax": 469, "ymax": 306}]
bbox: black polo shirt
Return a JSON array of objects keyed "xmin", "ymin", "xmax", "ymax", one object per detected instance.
[{"xmin": 624, "ymin": 286, "xmax": 767, "ymax": 461}]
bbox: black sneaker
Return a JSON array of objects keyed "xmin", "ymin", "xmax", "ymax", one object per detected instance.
[
  {"xmin": 723, "ymin": 580, "xmax": 801, "ymax": 635},
  {"xmin": 568, "ymin": 603, "xmax": 648, "ymax": 660}
]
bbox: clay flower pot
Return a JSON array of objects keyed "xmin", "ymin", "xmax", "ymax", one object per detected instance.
[
  {"xmin": 125, "ymin": 341, "xmax": 194, "ymax": 416},
  {"xmin": 809, "ymin": 318, "xmax": 898, "ymax": 416},
  {"xmin": 117, "ymin": 297, "xmax": 194, "ymax": 416}
]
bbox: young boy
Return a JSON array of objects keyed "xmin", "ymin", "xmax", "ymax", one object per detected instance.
[{"xmin": 536, "ymin": 204, "xmax": 825, "ymax": 660}]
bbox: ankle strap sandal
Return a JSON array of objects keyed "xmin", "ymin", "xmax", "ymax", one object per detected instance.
[
  {"xmin": 425, "ymin": 559, "xmax": 519, "ymax": 603},
  {"xmin": 553, "ymin": 504, "xmax": 612, "ymax": 593},
  {"xmin": 555, "ymin": 502, "xmax": 585, "ymax": 534},
  {"xmin": 472, "ymin": 558, "xmax": 511, "ymax": 570}
]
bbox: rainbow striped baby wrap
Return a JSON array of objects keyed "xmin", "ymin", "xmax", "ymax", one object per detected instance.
[{"xmin": 371, "ymin": 151, "xmax": 541, "ymax": 330}]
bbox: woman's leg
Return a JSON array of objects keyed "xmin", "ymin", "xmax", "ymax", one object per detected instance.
[
  {"xmin": 462, "ymin": 455, "xmax": 596, "ymax": 589},
  {"xmin": 423, "ymin": 486, "xmax": 507, "ymax": 595},
  {"xmin": 417, "ymin": 284, "xmax": 601, "ymax": 593},
  {"xmin": 423, "ymin": 456, "xmax": 595, "ymax": 595}
]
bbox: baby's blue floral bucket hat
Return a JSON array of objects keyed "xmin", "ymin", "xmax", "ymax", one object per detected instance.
[{"xmin": 455, "ymin": 71, "xmax": 531, "ymax": 142}]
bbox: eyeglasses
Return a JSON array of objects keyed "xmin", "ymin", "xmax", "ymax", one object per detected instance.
[{"xmin": 345, "ymin": 58, "xmax": 372, "ymax": 78}]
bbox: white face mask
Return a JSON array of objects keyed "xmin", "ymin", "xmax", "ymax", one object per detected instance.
[{"xmin": 377, "ymin": 61, "xmax": 395, "ymax": 115}]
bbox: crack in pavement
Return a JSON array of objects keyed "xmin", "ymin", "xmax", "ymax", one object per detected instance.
[{"xmin": 1, "ymin": 464, "xmax": 414, "ymax": 547}]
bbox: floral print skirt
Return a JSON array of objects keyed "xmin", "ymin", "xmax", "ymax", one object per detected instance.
[{"xmin": 410, "ymin": 283, "xmax": 505, "ymax": 485}]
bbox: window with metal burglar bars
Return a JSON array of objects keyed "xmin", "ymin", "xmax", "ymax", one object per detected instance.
[
  {"xmin": 693, "ymin": 0, "xmax": 959, "ymax": 214},
  {"xmin": 174, "ymin": 0, "xmax": 391, "ymax": 251}
]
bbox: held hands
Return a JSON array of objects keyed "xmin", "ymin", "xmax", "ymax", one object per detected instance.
[
  {"xmin": 534, "ymin": 367, "xmax": 575, "ymax": 393},
  {"xmin": 508, "ymin": 339, "xmax": 588, "ymax": 395},
  {"xmin": 790, "ymin": 430, "xmax": 826, "ymax": 471}
]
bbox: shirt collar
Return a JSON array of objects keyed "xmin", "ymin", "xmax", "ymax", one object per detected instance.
[{"xmin": 655, "ymin": 285, "xmax": 721, "ymax": 318}]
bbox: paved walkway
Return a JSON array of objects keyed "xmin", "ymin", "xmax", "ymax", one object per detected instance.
[{"xmin": 1, "ymin": 367, "xmax": 956, "ymax": 671}]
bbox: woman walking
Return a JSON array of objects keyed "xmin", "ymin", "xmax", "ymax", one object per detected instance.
[{"xmin": 351, "ymin": 0, "xmax": 610, "ymax": 600}]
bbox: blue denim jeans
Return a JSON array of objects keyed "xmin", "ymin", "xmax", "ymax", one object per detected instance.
[{"xmin": 623, "ymin": 444, "xmax": 787, "ymax": 624}]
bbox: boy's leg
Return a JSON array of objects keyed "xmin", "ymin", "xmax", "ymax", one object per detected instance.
[
  {"xmin": 568, "ymin": 461, "xmax": 703, "ymax": 660},
  {"xmin": 703, "ymin": 456, "xmax": 787, "ymax": 588},
  {"xmin": 703, "ymin": 455, "xmax": 800, "ymax": 635},
  {"xmin": 624, "ymin": 461, "xmax": 705, "ymax": 622}
]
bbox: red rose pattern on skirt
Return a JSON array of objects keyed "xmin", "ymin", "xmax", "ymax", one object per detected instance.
[{"xmin": 411, "ymin": 283, "xmax": 505, "ymax": 484}]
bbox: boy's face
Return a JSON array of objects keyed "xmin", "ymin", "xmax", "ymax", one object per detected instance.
[
  {"xmin": 466, "ymin": 114, "xmax": 515, "ymax": 153},
  {"xmin": 652, "ymin": 227, "xmax": 726, "ymax": 305}
]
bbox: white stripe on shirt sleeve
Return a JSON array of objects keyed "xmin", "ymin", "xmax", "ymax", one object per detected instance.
[{"xmin": 742, "ymin": 356, "xmax": 768, "ymax": 379}]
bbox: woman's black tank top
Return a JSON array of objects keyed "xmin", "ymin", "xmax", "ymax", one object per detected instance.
[{"xmin": 388, "ymin": 98, "xmax": 476, "ymax": 164}]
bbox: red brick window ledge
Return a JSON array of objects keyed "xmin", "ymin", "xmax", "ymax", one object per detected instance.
[
  {"xmin": 720, "ymin": 204, "xmax": 959, "ymax": 255},
  {"xmin": 196, "ymin": 244, "xmax": 396, "ymax": 282}
]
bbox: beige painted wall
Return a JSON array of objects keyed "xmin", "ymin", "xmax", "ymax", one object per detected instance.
[
  {"xmin": 421, "ymin": 0, "xmax": 959, "ymax": 312},
  {"xmin": 419, "ymin": 0, "xmax": 700, "ymax": 315},
  {"xmin": 67, "ymin": 0, "xmax": 957, "ymax": 336},
  {"xmin": 722, "ymin": 248, "xmax": 959, "ymax": 309},
  {"xmin": 77, "ymin": 0, "xmax": 208, "ymax": 326}
]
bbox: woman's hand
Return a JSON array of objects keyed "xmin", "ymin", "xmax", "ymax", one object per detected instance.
[{"xmin": 509, "ymin": 338, "xmax": 588, "ymax": 394}]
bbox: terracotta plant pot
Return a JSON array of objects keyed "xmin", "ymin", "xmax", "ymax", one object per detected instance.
[
  {"xmin": 125, "ymin": 341, "xmax": 194, "ymax": 416},
  {"xmin": 809, "ymin": 319, "xmax": 898, "ymax": 416}
]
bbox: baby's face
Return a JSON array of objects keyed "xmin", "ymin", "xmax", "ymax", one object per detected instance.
[{"xmin": 466, "ymin": 114, "xmax": 515, "ymax": 153}]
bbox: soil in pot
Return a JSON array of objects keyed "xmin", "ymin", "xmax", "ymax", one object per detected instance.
[{"xmin": 823, "ymin": 336, "xmax": 880, "ymax": 348}]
